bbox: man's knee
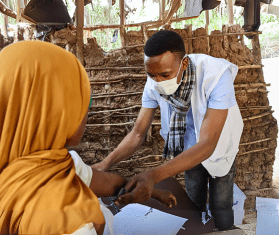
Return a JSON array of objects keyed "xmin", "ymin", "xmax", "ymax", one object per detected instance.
[{"xmin": 211, "ymin": 209, "xmax": 234, "ymax": 231}]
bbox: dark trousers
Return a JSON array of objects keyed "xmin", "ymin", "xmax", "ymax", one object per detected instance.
[{"xmin": 185, "ymin": 160, "xmax": 236, "ymax": 231}]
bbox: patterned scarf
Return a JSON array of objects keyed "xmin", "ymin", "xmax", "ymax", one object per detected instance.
[{"xmin": 162, "ymin": 57, "xmax": 196, "ymax": 159}]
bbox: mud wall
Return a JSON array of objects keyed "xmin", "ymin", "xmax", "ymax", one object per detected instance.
[{"xmin": 5, "ymin": 23, "xmax": 278, "ymax": 211}]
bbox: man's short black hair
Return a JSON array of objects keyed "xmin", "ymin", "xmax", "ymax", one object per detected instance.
[{"xmin": 144, "ymin": 30, "xmax": 186, "ymax": 59}]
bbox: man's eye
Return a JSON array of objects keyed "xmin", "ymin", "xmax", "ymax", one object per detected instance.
[{"xmin": 162, "ymin": 74, "xmax": 170, "ymax": 78}]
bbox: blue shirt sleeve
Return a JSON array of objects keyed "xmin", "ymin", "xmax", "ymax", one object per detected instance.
[
  {"xmin": 207, "ymin": 69, "xmax": 237, "ymax": 109},
  {"xmin": 142, "ymin": 79, "xmax": 159, "ymax": 108}
]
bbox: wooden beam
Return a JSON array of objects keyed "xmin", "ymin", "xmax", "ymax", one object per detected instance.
[
  {"xmin": 228, "ymin": 0, "xmax": 234, "ymax": 24},
  {"xmin": 159, "ymin": 0, "xmax": 165, "ymax": 21},
  {"xmin": 76, "ymin": 0, "xmax": 84, "ymax": 65},
  {"xmin": 81, "ymin": 15, "xmax": 198, "ymax": 31},
  {"xmin": 0, "ymin": 0, "xmax": 17, "ymax": 19},
  {"xmin": 119, "ymin": 0, "xmax": 126, "ymax": 47}
]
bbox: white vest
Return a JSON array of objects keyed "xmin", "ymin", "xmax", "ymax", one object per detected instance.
[{"xmin": 188, "ymin": 54, "xmax": 243, "ymax": 177}]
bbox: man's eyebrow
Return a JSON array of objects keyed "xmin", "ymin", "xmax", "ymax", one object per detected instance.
[
  {"xmin": 146, "ymin": 71, "xmax": 172, "ymax": 76},
  {"xmin": 158, "ymin": 71, "xmax": 172, "ymax": 75}
]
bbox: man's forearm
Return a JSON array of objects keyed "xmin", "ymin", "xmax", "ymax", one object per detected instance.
[
  {"xmin": 149, "ymin": 138, "xmax": 216, "ymax": 184},
  {"xmin": 149, "ymin": 108, "xmax": 228, "ymax": 184},
  {"xmin": 102, "ymin": 130, "xmax": 145, "ymax": 170}
]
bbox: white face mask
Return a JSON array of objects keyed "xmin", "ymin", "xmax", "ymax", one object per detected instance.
[{"xmin": 153, "ymin": 56, "xmax": 185, "ymax": 95}]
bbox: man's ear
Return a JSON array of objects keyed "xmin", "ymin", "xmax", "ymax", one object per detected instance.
[{"xmin": 182, "ymin": 57, "xmax": 189, "ymax": 71}]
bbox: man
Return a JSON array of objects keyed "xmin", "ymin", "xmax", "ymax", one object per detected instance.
[{"xmin": 93, "ymin": 30, "xmax": 243, "ymax": 231}]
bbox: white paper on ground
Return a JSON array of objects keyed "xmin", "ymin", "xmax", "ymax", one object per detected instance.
[
  {"xmin": 256, "ymin": 197, "xmax": 279, "ymax": 235},
  {"xmin": 202, "ymin": 205, "xmax": 212, "ymax": 225},
  {"xmin": 111, "ymin": 203, "xmax": 188, "ymax": 235}
]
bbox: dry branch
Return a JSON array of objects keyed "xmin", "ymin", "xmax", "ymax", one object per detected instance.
[
  {"xmin": 89, "ymin": 105, "xmax": 141, "ymax": 114},
  {"xmin": 86, "ymin": 122, "xmax": 134, "ymax": 127},
  {"xmin": 89, "ymin": 70, "xmax": 265, "ymax": 85},
  {"xmin": 142, "ymin": 162, "xmax": 162, "ymax": 167},
  {"xmin": 239, "ymin": 106, "xmax": 272, "ymax": 111},
  {"xmin": 238, "ymin": 65, "xmax": 263, "ymax": 69},
  {"xmin": 251, "ymin": 121, "xmax": 271, "ymax": 128},
  {"xmin": 235, "ymin": 89, "xmax": 269, "ymax": 94},
  {"xmin": 89, "ymin": 74, "xmax": 146, "ymax": 83},
  {"xmin": 242, "ymin": 110, "xmax": 274, "ymax": 121},
  {"xmin": 239, "ymin": 137, "xmax": 275, "ymax": 146},
  {"xmin": 90, "ymin": 104, "xmax": 141, "ymax": 110},
  {"xmin": 237, "ymin": 147, "xmax": 271, "ymax": 156},
  {"xmin": 86, "ymin": 122, "xmax": 161, "ymax": 127},
  {"xmin": 0, "ymin": 0, "xmax": 17, "ymax": 19},
  {"xmin": 91, "ymin": 91, "xmax": 142, "ymax": 99},
  {"xmin": 138, "ymin": 155, "xmax": 162, "ymax": 161},
  {"xmin": 118, "ymin": 155, "xmax": 161, "ymax": 164},
  {"xmin": 86, "ymin": 66, "xmax": 144, "ymax": 71},
  {"xmin": 90, "ymin": 80, "xmax": 122, "ymax": 85},
  {"xmin": 234, "ymin": 83, "xmax": 270, "ymax": 88},
  {"xmin": 91, "ymin": 91, "xmax": 142, "ymax": 97}
]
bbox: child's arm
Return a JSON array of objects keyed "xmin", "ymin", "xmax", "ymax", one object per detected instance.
[
  {"xmin": 90, "ymin": 167, "xmax": 177, "ymax": 208},
  {"xmin": 151, "ymin": 188, "xmax": 177, "ymax": 208},
  {"xmin": 89, "ymin": 168, "xmax": 127, "ymax": 197}
]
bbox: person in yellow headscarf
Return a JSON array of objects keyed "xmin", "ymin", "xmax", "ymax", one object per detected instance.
[
  {"xmin": 0, "ymin": 41, "xmax": 176, "ymax": 235},
  {"xmin": 0, "ymin": 41, "xmax": 120, "ymax": 235}
]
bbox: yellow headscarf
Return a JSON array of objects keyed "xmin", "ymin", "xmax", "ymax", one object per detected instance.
[{"xmin": 0, "ymin": 41, "xmax": 104, "ymax": 234}]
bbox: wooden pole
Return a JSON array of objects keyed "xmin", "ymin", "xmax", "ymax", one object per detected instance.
[
  {"xmin": 16, "ymin": 0, "xmax": 20, "ymax": 22},
  {"xmin": 120, "ymin": 0, "xmax": 125, "ymax": 25},
  {"xmin": 159, "ymin": 0, "xmax": 165, "ymax": 21},
  {"xmin": 76, "ymin": 0, "xmax": 84, "ymax": 65},
  {"xmin": 228, "ymin": 0, "xmax": 234, "ymax": 24},
  {"xmin": 1, "ymin": 0, "xmax": 8, "ymax": 37},
  {"xmin": 142, "ymin": 23, "xmax": 148, "ymax": 43},
  {"xmin": 16, "ymin": 0, "xmax": 24, "ymax": 22},
  {"xmin": 205, "ymin": 10, "xmax": 210, "ymax": 26},
  {"xmin": 119, "ymin": 0, "xmax": 126, "ymax": 47}
]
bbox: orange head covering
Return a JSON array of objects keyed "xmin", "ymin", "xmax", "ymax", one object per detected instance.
[{"xmin": 0, "ymin": 41, "xmax": 104, "ymax": 234}]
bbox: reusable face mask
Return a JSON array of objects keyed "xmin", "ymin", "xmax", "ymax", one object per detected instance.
[{"xmin": 154, "ymin": 56, "xmax": 185, "ymax": 95}]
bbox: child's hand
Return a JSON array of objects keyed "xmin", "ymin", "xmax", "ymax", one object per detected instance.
[{"xmin": 151, "ymin": 188, "xmax": 177, "ymax": 208}]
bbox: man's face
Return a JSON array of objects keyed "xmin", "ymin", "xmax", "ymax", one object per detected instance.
[{"xmin": 144, "ymin": 51, "xmax": 188, "ymax": 84}]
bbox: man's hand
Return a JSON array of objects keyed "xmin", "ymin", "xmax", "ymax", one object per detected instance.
[
  {"xmin": 91, "ymin": 161, "xmax": 109, "ymax": 172},
  {"xmin": 151, "ymin": 188, "xmax": 177, "ymax": 208},
  {"xmin": 115, "ymin": 171, "xmax": 155, "ymax": 205}
]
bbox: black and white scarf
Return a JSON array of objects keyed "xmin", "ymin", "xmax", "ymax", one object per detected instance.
[{"xmin": 161, "ymin": 57, "xmax": 196, "ymax": 159}]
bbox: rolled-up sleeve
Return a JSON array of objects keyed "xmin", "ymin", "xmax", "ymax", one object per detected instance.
[
  {"xmin": 207, "ymin": 69, "xmax": 237, "ymax": 110},
  {"xmin": 142, "ymin": 79, "xmax": 159, "ymax": 108}
]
